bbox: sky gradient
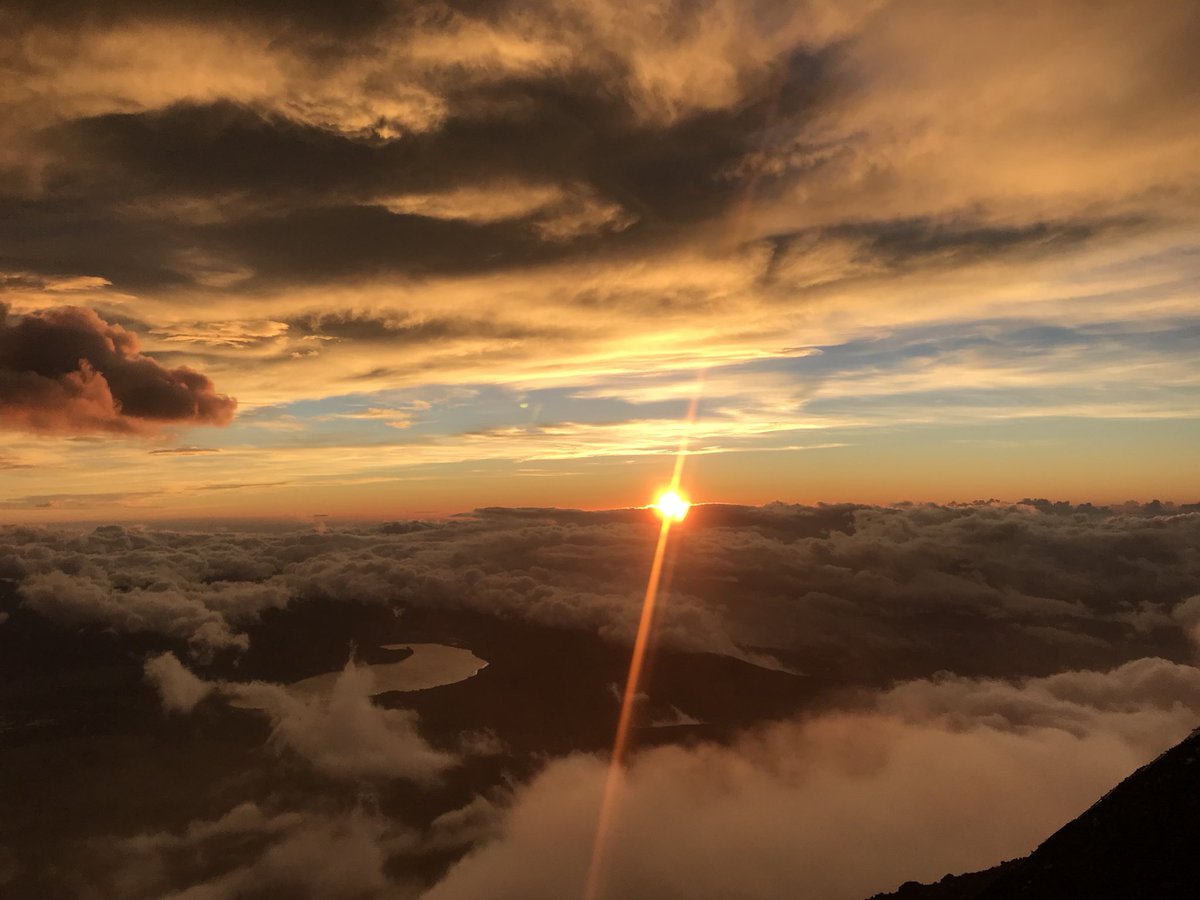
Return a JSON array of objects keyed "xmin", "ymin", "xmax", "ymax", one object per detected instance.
[{"xmin": 2, "ymin": 0, "xmax": 1198, "ymax": 520}]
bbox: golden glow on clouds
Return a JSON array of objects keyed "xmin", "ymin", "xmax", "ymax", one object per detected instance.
[{"xmin": 1, "ymin": 0, "xmax": 1198, "ymax": 516}]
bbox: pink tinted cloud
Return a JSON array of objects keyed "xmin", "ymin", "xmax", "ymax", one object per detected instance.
[{"xmin": 0, "ymin": 303, "xmax": 235, "ymax": 435}]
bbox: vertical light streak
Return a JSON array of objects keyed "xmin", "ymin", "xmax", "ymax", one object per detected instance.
[
  {"xmin": 583, "ymin": 393, "xmax": 699, "ymax": 900},
  {"xmin": 584, "ymin": 53, "xmax": 776, "ymax": 896}
]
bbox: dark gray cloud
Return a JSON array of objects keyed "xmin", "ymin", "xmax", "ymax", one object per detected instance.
[
  {"xmin": 2, "ymin": 2, "xmax": 844, "ymax": 290},
  {"xmin": 284, "ymin": 310, "xmax": 557, "ymax": 344},
  {"xmin": 148, "ymin": 446, "xmax": 221, "ymax": 455},
  {"xmin": 2, "ymin": 0, "xmax": 1193, "ymax": 345},
  {"xmin": 760, "ymin": 216, "xmax": 1139, "ymax": 288},
  {"xmin": 0, "ymin": 303, "xmax": 236, "ymax": 435},
  {"xmin": 0, "ymin": 197, "xmax": 193, "ymax": 291},
  {"xmin": 2, "ymin": 0, "xmax": 1196, "ymax": 288},
  {"xmin": 0, "ymin": 0, "xmax": 402, "ymax": 33}
]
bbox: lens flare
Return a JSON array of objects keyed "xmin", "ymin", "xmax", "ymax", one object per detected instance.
[
  {"xmin": 585, "ymin": 389, "xmax": 702, "ymax": 900},
  {"xmin": 652, "ymin": 489, "xmax": 691, "ymax": 521}
]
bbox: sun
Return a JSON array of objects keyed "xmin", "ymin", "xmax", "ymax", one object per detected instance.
[{"xmin": 652, "ymin": 489, "xmax": 691, "ymax": 522}]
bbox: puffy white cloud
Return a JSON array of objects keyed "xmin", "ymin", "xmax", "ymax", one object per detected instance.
[
  {"xmin": 1171, "ymin": 595, "xmax": 1200, "ymax": 655},
  {"xmin": 141, "ymin": 653, "xmax": 456, "ymax": 784},
  {"xmin": 224, "ymin": 662, "xmax": 456, "ymax": 783},
  {"xmin": 163, "ymin": 809, "xmax": 395, "ymax": 900},
  {"xmin": 19, "ymin": 570, "xmax": 248, "ymax": 659},
  {"xmin": 5, "ymin": 525, "xmax": 295, "ymax": 658},
  {"xmin": 881, "ymin": 656, "xmax": 1200, "ymax": 743},
  {"xmin": 144, "ymin": 651, "xmax": 213, "ymax": 713},
  {"xmin": 422, "ymin": 658, "xmax": 1200, "ymax": 900},
  {"xmin": 6, "ymin": 504, "xmax": 1200, "ymax": 681},
  {"xmin": 106, "ymin": 802, "xmax": 403, "ymax": 900}
]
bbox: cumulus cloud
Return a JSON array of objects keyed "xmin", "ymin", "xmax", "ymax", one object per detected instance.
[
  {"xmin": 3, "ymin": 2, "xmax": 1198, "ymax": 890},
  {"xmin": 104, "ymin": 802, "xmax": 401, "ymax": 900},
  {"xmin": 422, "ymin": 659, "xmax": 1200, "ymax": 900},
  {"xmin": 880, "ymin": 657, "xmax": 1200, "ymax": 741},
  {"xmin": 1171, "ymin": 595, "xmax": 1200, "ymax": 655},
  {"xmin": 145, "ymin": 651, "xmax": 213, "ymax": 712},
  {"xmin": 0, "ymin": 304, "xmax": 236, "ymax": 435},
  {"xmin": 19, "ymin": 569, "xmax": 250, "ymax": 659},
  {"xmin": 6, "ymin": 503, "xmax": 1200, "ymax": 679},
  {"xmin": 6, "ymin": 524, "xmax": 294, "ymax": 657},
  {"xmin": 143, "ymin": 652, "xmax": 455, "ymax": 784},
  {"xmin": 163, "ymin": 810, "xmax": 395, "ymax": 900},
  {"xmin": 280, "ymin": 502, "xmax": 1200, "ymax": 679},
  {"xmin": 104, "ymin": 656, "xmax": 1200, "ymax": 900},
  {"xmin": 6, "ymin": 504, "xmax": 1196, "ymax": 897},
  {"xmin": 225, "ymin": 661, "xmax": 456, "ymax": 783}
]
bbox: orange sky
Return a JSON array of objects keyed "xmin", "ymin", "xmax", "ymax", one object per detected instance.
[{"xmin": 1, "ymin": 0, "xmax": 1198, "ymax": 520}]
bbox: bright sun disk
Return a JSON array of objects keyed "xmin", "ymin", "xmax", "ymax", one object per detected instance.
[{"xmin": 652, "ymin": 489, "xmax": 691, "ymax": 521}]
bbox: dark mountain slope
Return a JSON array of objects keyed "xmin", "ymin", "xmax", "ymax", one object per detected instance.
[{"xmin": 871, "ymin": 727, "xmax": 1200, "ymax": 900}]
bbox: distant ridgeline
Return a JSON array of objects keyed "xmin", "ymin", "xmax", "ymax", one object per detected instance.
[{"xmin": 870, "ymin": 726, "xmax": 1200, "ymax": 900}]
